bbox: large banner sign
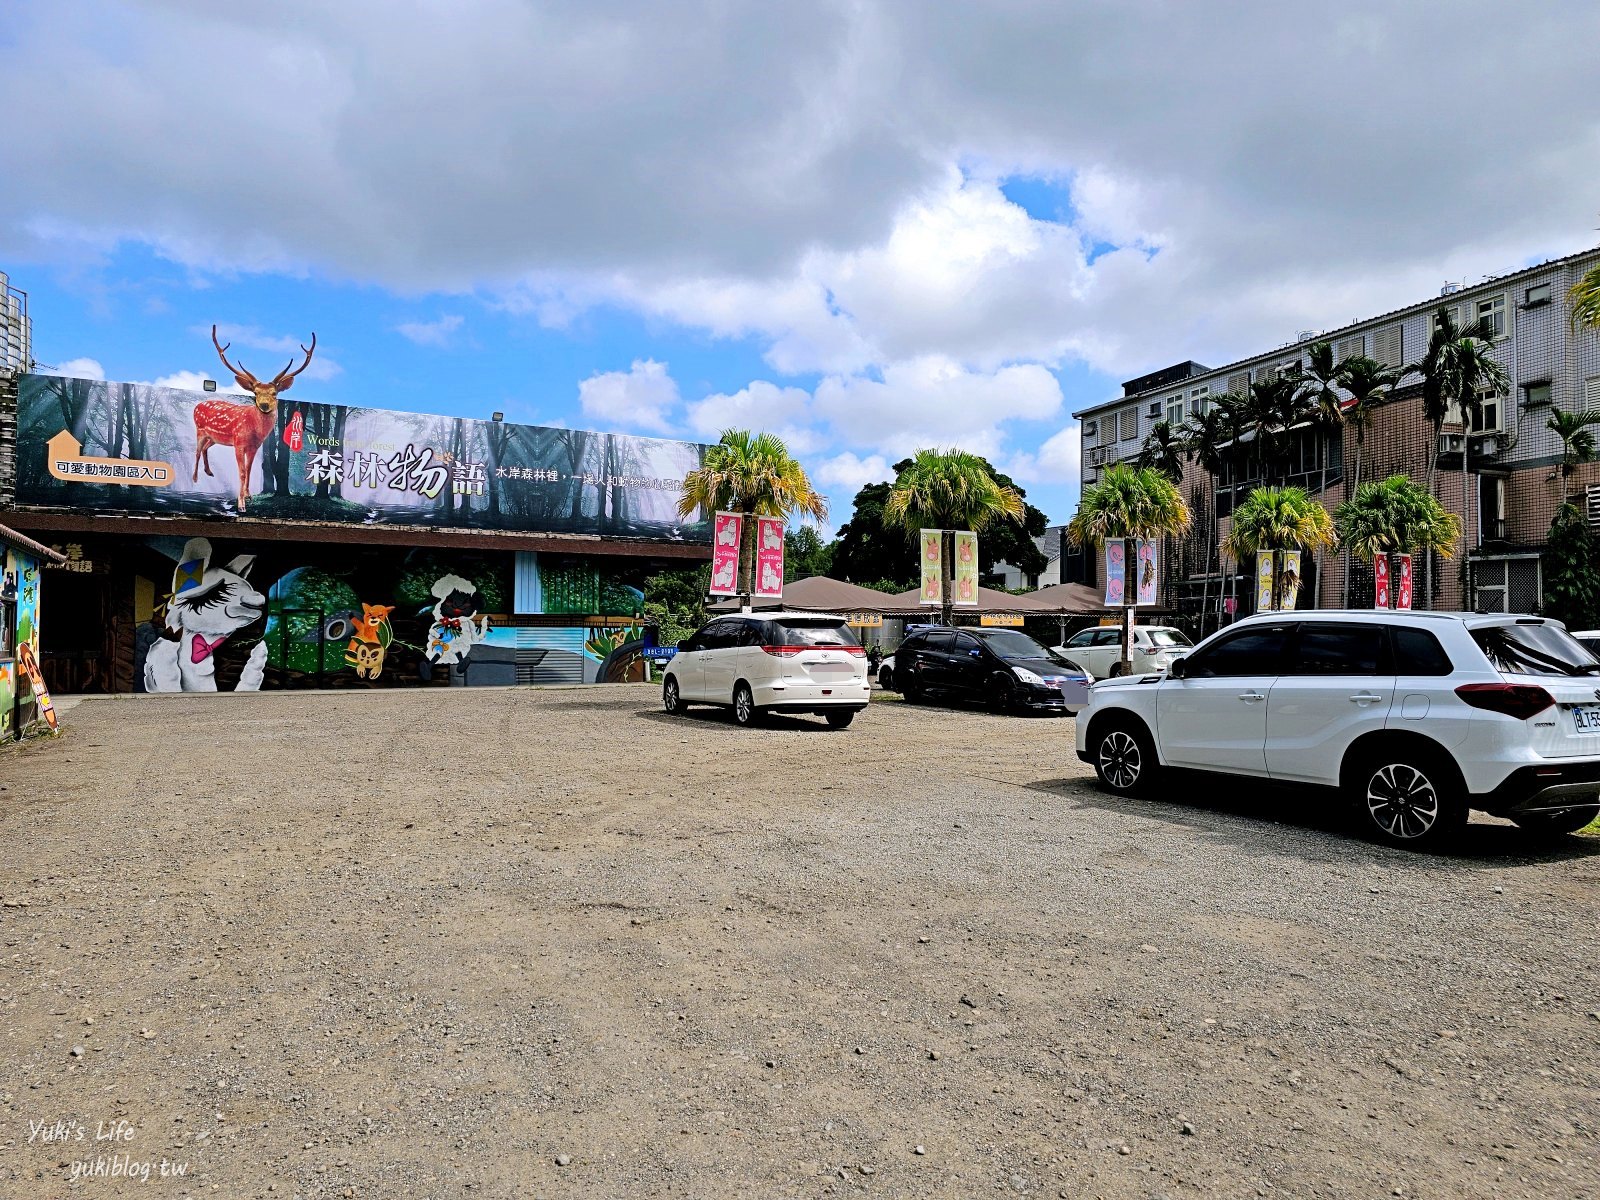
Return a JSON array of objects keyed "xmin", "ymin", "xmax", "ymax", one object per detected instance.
[
  {"xmin": 952, "ymin": 531, "xmax": 978, "ymax": 607},
  {"xmin": 709, "ymin": 512, "xmax": 743, "ymax": 596},
  {"xmin": 1135, "ymin": 539, "xmax": 1158, "ymax": 605},
  {"xmin": 1104, "ymin": 541, "xmax": 1126, "ymax": 606},
  {"xmin": 12, "ymin": 374, "xmax": 711, "ymax": 542},
  {"xmin": 920, "ymin": 530, "xmax": 942, "ymax": 606},
  {"xmin": 754, "ymin": 518, "xmax": 785, "ymax": 600},
  {"xmin": 1374, "ymin": 553, "xmax": 1391, "ymax": 609}
]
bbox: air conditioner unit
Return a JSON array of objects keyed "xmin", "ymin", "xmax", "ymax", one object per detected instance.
[
  {"xmin": 1472, "ymin": 434, "xmax": 1500, "ymax": 457},
  {"xmin": 1089, "ymin": 447, "xmax": 1108, "ymax": 467},
  {"xmin": 1438, "ymin": 433, "xmax": 1465, "ymax": 455}
]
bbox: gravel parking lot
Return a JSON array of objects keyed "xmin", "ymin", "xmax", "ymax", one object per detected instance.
[{"xmin": 2, "ymin": 686, "xmax": 1598, "ymax": 1199}]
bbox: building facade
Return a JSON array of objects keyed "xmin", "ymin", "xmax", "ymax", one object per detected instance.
[{"xmin": 1074, "ymin": 245, "xmax": 1600, "ymax": 619}]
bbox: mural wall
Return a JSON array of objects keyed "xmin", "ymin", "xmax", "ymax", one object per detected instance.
[
  {"xmin": 122, "ymin": 539, "xmax": 656, "ymax": 693},
  {"xmin": 12, "ymin": 373, "xmax": 711, "ymax": 542},
  {"xmin": 1, "ymin": 545, "xmax": 43, "ymax": 735}
]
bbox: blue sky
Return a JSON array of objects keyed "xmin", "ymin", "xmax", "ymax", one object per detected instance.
[{"xmin": 6, "ymin": 1, "xmax": 1599, "ymax": 537}]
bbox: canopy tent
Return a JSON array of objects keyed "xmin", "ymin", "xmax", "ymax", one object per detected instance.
[
  {"xmin": 1023, "ymin": 582, "xmax": 1117, "ymax": 613},
  {"xmin": 706, "ymin": 575, "xmax": 906, "ymax": 614},
  {"xmin": 883, "ymin": 585, "xmax": 1062, "ymax": 615}
]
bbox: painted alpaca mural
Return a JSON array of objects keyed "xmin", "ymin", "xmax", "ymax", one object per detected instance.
[
  {"xmin": 197, "ymin": 326, "xmax": 317, "ymax": 511},
  {"xmin": 144, "ymin": 538, "xmax": 269, "ymax": 692},
  {"xmin": 426, "ymin": 575, "xmax": 490, "ymax": 666}
]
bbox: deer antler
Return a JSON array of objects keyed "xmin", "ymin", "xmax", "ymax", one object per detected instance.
[
  {"xmin": 270, "ymin": 332, "xmax": 317, "ymax": 393},
  {"xmin": 211, "ymin": 324, "xmax": 259, "ymax": 389}
]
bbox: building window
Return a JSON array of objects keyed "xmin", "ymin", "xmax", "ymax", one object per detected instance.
[
  {"xmin": 1472, "ymin": 556, "xmax": 1541, "ymax": 614},
  {"xmin": 1475, "ymin": 293, "xmax": 1507, "ymax": 339},
  {"xmin": 1445, "ymin": 386, "xmax": 1504, "ymax": 433},
  {"xmin": 1190, "ymin": 384, "xmax": 1210, "ymax": 415},
  {"xmin": 1373, "ymin": 324, "xmax": 1403, "ymax": 367},
  {"xmin": 1336, "ymin": 334, "xmax": 1364, "ymax": 362},
  {"xmin": 1523, "ymin": 381, "xmax": 1552, "ymax": 409},
  {"xmin": 1166, "ymin": 397, "xmax": 1184, "ymax": 426},
  {"xmin": 1525, "ymin": 283, "xmax": 1551, "ymax": 307},
  {"xmin": 1227, "ymin": 371, "xmax": 1249, "ymax": 395},
  {"xmin": 1255, "ymin": 364, "xmax": 1278, "ymax": 384},
  {"xmin": 1429, "ymin": 305, "xmax": 1462, "ymax": 337},
  {"xmin": 1587, "ymin": 376, "xmax": 1600, "ymax": 411},
  {"xmin": 1119, "ymin": 408, "xmax": 1138, "ymax": 442},
  {"xmin": 1083, "ymin": 419, "xmax": 1098, "ymax": 442},
  {"xmin": 1480, "ymin": 475, "xmax": 1506, "ymax": 542}
]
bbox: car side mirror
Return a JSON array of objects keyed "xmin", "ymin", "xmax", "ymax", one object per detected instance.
[
  {"xmin": 1167, "ymin": 656, "xmax": 1187, "ymax": 679},
  {"xmin": 969, "ymin": 648, "xmax": 982, "ymax": 656}
]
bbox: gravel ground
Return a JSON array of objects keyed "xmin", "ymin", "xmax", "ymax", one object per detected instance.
[{"xmin": 1, "ymin": 685, "xmax": 1598, "ymax": 1200}]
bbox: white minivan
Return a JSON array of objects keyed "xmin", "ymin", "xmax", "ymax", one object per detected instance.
[{"xmin": 663, "ymin": 612, "xmax": 871, "ymax": 727}]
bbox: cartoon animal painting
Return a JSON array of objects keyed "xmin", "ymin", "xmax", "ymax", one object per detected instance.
[
  {"xmin": 144, "ymin": 538, "xmax": 268, "ymax": 692},
  {"xmin": 761, "ymin": 523, "xmax": 782, "ymax": 551},
  {"xmin": 345, "ymin": 602, "xmax": 395, "ymax": 679},
  {"xmin": 197, "ymin": 325, "xmax": 317, "ymax": 511},
  {"xmin": 758, "ymin": 560, "xmax": 782, "ymax": 593},
  {"xmin": 710, "ymin": 557, "xmax": 737, "ymax": 592},
  {"xmin": 715, "ymin": 520, "xmax": 739, "ymax": 547},
  {"xmin": 1140, "ymin": 556, "xmax": 1156, "ymax": 593},
  {"xmin": 426, "ymin": 574, "xmax": 490, "ymax": 666}
]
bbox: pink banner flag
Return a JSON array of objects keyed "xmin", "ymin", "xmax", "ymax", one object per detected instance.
[
  {"xmin": 709, "ymin": 512, "xmax": 743, "ymax": 596},
  {"xmin": 754, "ymin": 518, "xmax": 785, "ymax": 599}
]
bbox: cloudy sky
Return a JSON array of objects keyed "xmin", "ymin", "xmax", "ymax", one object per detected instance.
[{"xmin": 4, "ymin": 0, "xmax": 1598, "ymax": 527}]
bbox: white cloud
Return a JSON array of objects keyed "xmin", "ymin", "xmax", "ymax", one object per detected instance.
[
  {"xmin": 40, "ymin": 357, "xmax": 106, "ymax": 380},
  {"xmin": 686, "ymin": 380, "xmax": 820, "ymax": 452},
  {"xmin": 578, "ymin": 358, "xmax": 679, "ymax": 433},
  {"xmin": 814, "ymin": 451, "xmax": 892, "ymax": 495},
  {"xmin": 146, "ymin": 370, "xmax": 247, "ymax": 394},
  {"xmin": 1003, "ymin": 424, "xmax": 1081, "ymax": 489},
  {"xmin": 396, "ymin": 313, "xmax": 464, "ymax": 347}
]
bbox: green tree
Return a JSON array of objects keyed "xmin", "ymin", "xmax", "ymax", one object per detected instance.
[
  {"xmin": 1184, "ymin": 403, "xmax": 1232, "ymax": 635},
  {"xmin": 1136, "ymin": 419, "xmax": 1187, "ymax": 482},
  {"xmin": 642, "ymin": 563, "xmax": 710, "ymax": 646},
  {"xmin": 1303, "ymin": 341, "xmax": 1348, "ymax": 432},
  {"xmin": 1543, "ymin": 503, "xmax": 1600, "ymax": 629},
  {"xmin": 1223, "ymin": 486, "xmax": 1336, "ymax": 612},
  {"xmin": 1067, "ymin": 463, "xmax": 1192, "ymax": 674},
  {"xmin": 885, "ymin": 448, "xmax": 1027, "ymax": 626},
  {"xmin": 1548, "ymin": 407, "xmax": 1600, "ymax": 502},
  {"xmin": 1336, "ymin": 355, "xmax": 1401, "ymax": 603},
  {"xmin": 830, "ymin": 479, "xmax": 918, "ymax": 587},
  {"xmin": 1240, "ymin": 374, "xmax": 1315, "ymax": 484},
  {"xmin": 1334, "ymin": 475, "xmax": 1460, "ymax": 604},
  {"xmin": 677, "ymin": 429, "xmax": 827, "ymax": 605},
  {"xmin": 1570, "ymin": 261, "xmax": 1600, "ymax": 332},
  {"xmin": 785, "ymin": 524, "xmax": 834, "ymax": 581}
]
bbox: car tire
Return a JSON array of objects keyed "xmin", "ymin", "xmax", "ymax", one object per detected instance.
[
  {"xmin": 878, "ymin": 666, "xmax": 894, "ymax": 691},
  {"xmin": 1108, "ymin": 660, "xmax": 1127, "ymax": 678},
  {"xmin": 987, "ymin": 672, "xmax": 1017, "ymax": 714},
  {"xmin": 825, "ymin": 709, "xmax": 855, "ymax": 729},
  {"xmin": 663, "ymin": 676, "xmax": 685, "ymax": 715},
  {"xmin": 1091, "ymin": 718, "xmax": 1158, "ymax": 797},
  {"xmin": 901, "ymin": 675, "xmax": 922, "ymax": 704},
  {"xmin": 1512, "ymin": 804, "xmax": 1600, "ymax": 838},
  {"xmin": 732, "ymin": 682, "xmax": 762, "ymax": 727},
  {"xmin": 1348, "ymin": 748, "xmax": 1467, "ymax": 851}
]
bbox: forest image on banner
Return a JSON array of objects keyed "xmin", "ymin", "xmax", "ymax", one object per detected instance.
[{"xmin": 12, "ymin": 374, "xmax": 712, "ymax": 542}]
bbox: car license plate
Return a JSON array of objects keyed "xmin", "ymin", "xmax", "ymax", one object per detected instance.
[{"xmin": 1572, "ymin": 705, "xmax": 1600, "ymax": 733}]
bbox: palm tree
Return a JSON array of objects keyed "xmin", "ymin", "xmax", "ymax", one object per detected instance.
[
  {"xmin": 883, "ymin": 448, "xmax": 1026, "ymax": 626},
  {"xmin": 1303, "ymin": 341, "xmax": 1348, "ymax": 432},
  {"xmin": 678, "ymin": 428, "xmax": 827, "ymax": 606},
  {"xmin": 1334, "ymin": 475, "xmax": 1460, "ymax": 606},
  {"xmin": 1185, "ymin": 405, "xmax": 1231, "ymax": 635},
  {"xmin": 1570, "ymin": 261, "xmax": 1600, "ymax": 332},
  {"xmin": 1223, "ymin": 486, "xmax": 1336, "ymax": 611},
  {"xmin": 1336, "ymin": 355, "xmax": 1401, "ymax": 604},
  {"xmin": 1136, "ymin": 419, "xmax": 1187, "ymax": 482},
  {"xmin": 1067, "ymin": 463, "xmax": 1192, "ymax": 674},
  {"xmin": 1240, "ymin": 374, "xmax": 1314, "ymax": 486},
  {"xmin": 1548, "ymin": 407, "xmax": 1600, "ymax": 502}
]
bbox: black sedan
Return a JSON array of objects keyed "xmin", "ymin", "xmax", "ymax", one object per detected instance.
[{"xmin": 890, "ymin": 626, "xmax": 1092, "ymax": 714}]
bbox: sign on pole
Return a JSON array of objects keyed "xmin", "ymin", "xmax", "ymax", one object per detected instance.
[
  {"xmin": 753, "ymin": 517, "xmax": 785, "ymax": 600},
  {"xmin": 1255, "ymin": 551, "xmax": 1275, "ymax": 612},
  {"xmin": 920, "ymin": 530, "xmax": 943, "ymax": 606},
  {"xmin": 1104, "ymin": 541, "xmax": 1126, "ymax": 606},
  {"xmin": 1395, "ymin": 553, "xmax": 1413, "ymax": 610},
  {"xmin": 709, "ymin": 512, "xmax": 743, "ymax": 596},
  {"xmin": 1135, "ymin": 539, "xmax": 1158, "ymax": 605},
  {"xmin": 980, "ymin": 614, "xmax": 1025, "ymax": 627},
  {"xmin": 1281, "ymin": 550, "xmax": 1302, "ymax": 610},
  {"xmin": 1374, "ymin": 553, "xmax": 1391, "ymax": 608},
  {"xmin": 953, "ymin": 531, "xmax": 978, "ymax": 606}
]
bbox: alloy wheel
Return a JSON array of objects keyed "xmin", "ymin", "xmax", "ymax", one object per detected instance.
[
  {"xmin": 1098, "ymin": 729, "xmax": 1142, "ymax": 791},
  {"xmin": 663, "ymin": 678, "xmax": 680, "ymax": 714},
  {"xmin": 734, "ymin": 686, "xmax": 754, "ymax": 724},
  {"xmin": 1365, "ymin": 763, "xmax": 1440, "ymax": 840}
]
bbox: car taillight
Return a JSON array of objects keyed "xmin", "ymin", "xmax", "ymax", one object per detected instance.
[
  {"xmin": 762, "ymin": 644, "xmax": 866, "ymax": 657},
  {"xmin": 1455, "ymin": 682, "xmax": 1555, "ymax": 720},
  {"xmin": 761, "ymin": 645, "xmax": 803, "ymax": 657}
]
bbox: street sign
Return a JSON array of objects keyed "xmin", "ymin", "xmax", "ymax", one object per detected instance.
[{"xmin": 980, "ymin": 614, "xmax": 1024, "ymax": 627}]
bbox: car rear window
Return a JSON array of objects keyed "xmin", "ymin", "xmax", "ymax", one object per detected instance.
[
  {"xmin": 767, "ymin": 619, "xmax": 859, "ymax": 648},
  {"xmin": 1471, "ymin": 621, "xmax": 1600, "ymax": 677},
  {"xmin": 1147, "ymin": 629, "xmax": 1191, "ymax": 648},
  {"xmin": 1391, "ymin": 627, "xmax": 1453, "ymax": 676}
]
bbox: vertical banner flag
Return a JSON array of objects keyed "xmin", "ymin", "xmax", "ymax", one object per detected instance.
[
  {"xmin": 920, "ymin": 529, "xmax": 943, "ymax": 606},
  {"xmin": 1135, "ymin": 539, "xmax": 1159, "ymax": 605},
  {"xmin": 753, "ymin": 517, "xmax": 785, "ymax": 600},
  {"xmin": 953, "ymin": 531, "xmax": 979, "ymax": 607},
  {"xmin": 15, "ymin": 642, "xmax": 59, "ymax": 731},
  {"xmin": 1396, "ymin": 553, "xmax": 1413, "ymax": 610},
  {"xmin": 1255, "ymin": 552, "xmax": 1275, "ymax": 612},
  {"xmin": 1374, "ymin": 553, "xmax": 1391, "ymax": 609},
  {"xmin": 1104, "ymin": 541, "xmax": 1126, "ymax": 606},
  {"xmin": 1280, "ymin": 550, "xmax": 1303, "ymax": 610},
  {"xmin": 709, "ymin": 511, "xmax": 743, "ymax": 596}
]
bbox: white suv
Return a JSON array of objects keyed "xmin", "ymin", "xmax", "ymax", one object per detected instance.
[
  {"xmin": 663, "ymin": 612, "xmax": 870, "ymax": 728},
  {"xmin": 1075, "ymin": 610, "xmax": 1600, "ymax": 849},
  {"xmin": 1056, "ymin": 624, "xmax": 1192, "ymax": 677}
]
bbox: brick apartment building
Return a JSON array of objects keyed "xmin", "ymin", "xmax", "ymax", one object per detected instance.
[{"xmin": 1072, "ymin": 245, "xmax": 1600, "ymax": 619}]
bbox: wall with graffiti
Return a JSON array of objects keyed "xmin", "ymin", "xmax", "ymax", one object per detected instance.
[
  {"xmin": 102, "ymin": 537, "xmax": 659, "ymax": 693},
  {"xmin": 11, "ymin": 372, "xmax": 711, "ymax": 542},
  {"xmin": 2, "ymin": 544, "xmax": 44, "ymax": 734}
]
